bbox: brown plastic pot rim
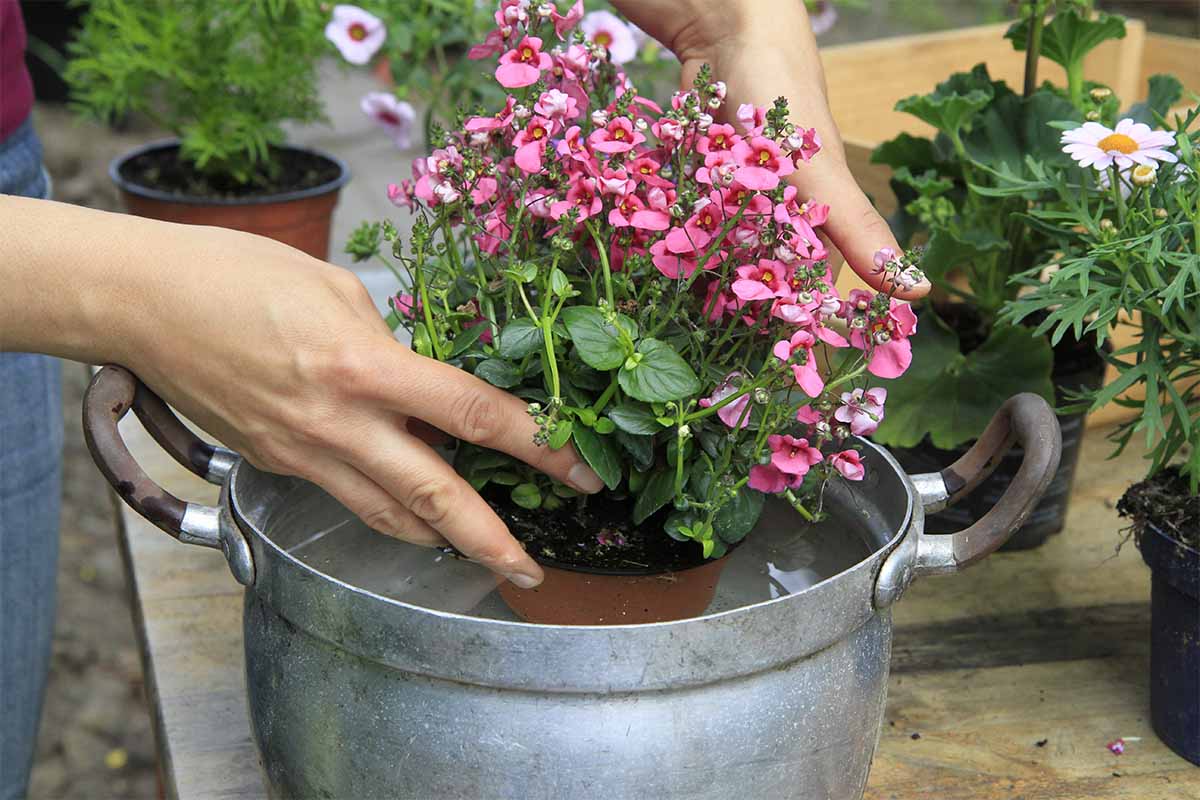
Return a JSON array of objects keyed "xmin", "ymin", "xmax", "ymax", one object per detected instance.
[{"xmin": 108, "ymin": 138, "xmax": 351, "ymax": 207}]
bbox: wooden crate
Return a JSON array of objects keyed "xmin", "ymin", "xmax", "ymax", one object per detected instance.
[{"xmin": 821, "ymin": 23, "xmax": 1199, "ymax": 426}]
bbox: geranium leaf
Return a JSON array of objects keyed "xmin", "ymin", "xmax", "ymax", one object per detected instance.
[
  {"xmin": 618, "ymin": 339, "xmax": 702, "ymax": 402},
  {"xmin": 894, "ymin": 66, "xmax": 994, "ymax": 140},
  {"xmin": 561, "ymin": 307, "xmax": 635, "ymax": 371},
  {"xmin": 1006, "ymin": 11, "xmax": 1126, "ymax": 74},
  {"xmin": 872, "ymin": 313, "xmax": 1055, "ymax": 449},
  {"xmin": 1126, "ymin": 74, "xmax": 1184, "ymax": 127},
  {"xmin": 497, "ymin": 317, "xmax": 543, "ymax": 359},
  {"xmin": 571, "ymin": 425, "xmax": 622, "ymax": 490}
]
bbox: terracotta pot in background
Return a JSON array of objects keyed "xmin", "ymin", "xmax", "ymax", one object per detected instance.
[
  {"xmin": 497, "ymin": 556, "xmax": 731, "ymax": 626},
  {"xmin": 109, "ymin": 140, "xmax": 350, "ymax": 260}
]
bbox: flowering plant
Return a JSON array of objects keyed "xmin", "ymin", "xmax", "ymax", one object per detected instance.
[
  {"xmin": 868, "ymin": 0, "xmax": 1131, "ymax": 448},
  {"xmin": 348, "ymin": 0, "xmax": 922, "ymax": 558},
  {"xmin": 325, "ymin": 1, "xmax": 673, "ymax": 152},
  {"xmin": 998, "ymin": 104, "xmax": 1198, "ymax": 491}
]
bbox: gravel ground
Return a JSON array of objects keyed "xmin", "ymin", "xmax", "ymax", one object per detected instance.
[{"xmin": 27, "ymin": 106, "xmax": 161, "ymax": 800}]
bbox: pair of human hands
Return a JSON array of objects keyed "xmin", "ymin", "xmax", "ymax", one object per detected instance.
[{"xmin": 16, "ymin": 2, "xmax": 925, "ymax": 589}]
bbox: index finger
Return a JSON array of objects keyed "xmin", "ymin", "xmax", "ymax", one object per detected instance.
[{"xmin": 374, "ymin": 343, "xmax": 605, "ymax": 494}]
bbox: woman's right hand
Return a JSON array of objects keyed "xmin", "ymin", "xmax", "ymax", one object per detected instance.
[{"xmin": 2, "ymin": 197, "xmax": 605, "ymax": 588}]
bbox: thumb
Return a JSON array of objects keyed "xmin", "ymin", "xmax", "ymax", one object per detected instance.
[{"xmin": 815, "ymin": 164, "xmax": 931, "ymax": 301}]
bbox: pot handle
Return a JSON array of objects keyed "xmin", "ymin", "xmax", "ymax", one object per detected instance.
[
  {"xmin": 875, "ymin": 393, "xmax": 1061, "ymax": 607},
  {"xmin": 83, "ymin": 365, "xmax": 253, "ymax": 585}
]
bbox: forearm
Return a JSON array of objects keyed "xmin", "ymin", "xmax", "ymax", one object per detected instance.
[{"xmin": 1, "ymin": 195, "xmax": 158, "ymax": 363}]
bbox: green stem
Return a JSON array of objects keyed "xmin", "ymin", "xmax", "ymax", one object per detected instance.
[
  {"xmin": 1067, "ymin": 60, "xmax": 1085, "ymax": 109},
  {"xmin": 587, "ymin": 222, "xmax": 615, "ymax": 307},
  {"xmin": 1022, "ymin": 9, "xmax": 1045, "ymax": 98},
  {"xmin": 591, "ymin": 379, "xmax": 619, "ymax": 414}
]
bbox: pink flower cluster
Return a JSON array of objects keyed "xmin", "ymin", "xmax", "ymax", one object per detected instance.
[{"xmin": 388, "ymin": 0, "xmax": 917, "ymax": 498}]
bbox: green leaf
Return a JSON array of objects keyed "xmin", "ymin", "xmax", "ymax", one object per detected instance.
[
  {"xmin": 616, "ymin": 431, "xmax": 654, "ymax": 471},
  {"xmin": 894, "ymin": 67, "xmax": 994, "ymax": 140},
  {"xmin": 893, "ymin": 166, "xmax": 954, "ymax": 197},
  {"xmin": 511, "ymin": 483, "xmax": 542, "ymax": 510},
  {"xmin": 606, "ymin": 403, "xmax": 666, "ymax": 435},
  {"xmin": 634, "ymin": 470, "xmax": 677, "ymax": 525},
  {"xmin": 871, "ymin": 132, "xmax": 937, "ymax": 171},
  {"xmin": 1127, "ymin": 74, "xmax": 1184, "ymax": 127},
  {"xmin": 549, "ymin": 267, "xmax": 571, "ymax": 296},
  {"xmin": 921, "ymin": 228, "xmax": 1009, "ymax": 285},
  {"xmin": 873, "ymin": 313, "xmax": 1055, "ymax": 449},
  {"xmin": 593, "ymin": 417, "xmax": 616, "ymax": 435},
  {"xmin": 547, "ymin": 419, "xmax": 573, "ymax": 449},
  {"xmin": 497, "ymin": 318, "xmax": 543, "ymax": 359},
  {"xmin": 474, "ymin": 358, "xmax": 522, "ymax": 389},
  {"xmin": 450, "ymin": 322, "xmax": 489, "ymax": 357},
  {"xmin": 561, "ymin": 307, "xmax": 635, "ymax": 371},
  {"xmin": 571, "ymin": 425, "xmax": 622, "ymax": 490},
  {"xmin": 1006, "ymin": 10, "xmax": 1126, "ymax": 73},
  {"xmin": 412, "ymin": 322, "xmax": 434, "ymax": 358},
  {"xmin": 618, "ymin": 339, "xmax": 702, "ymax": 402},
  {"xmin": 712, "ymin": 486, "xmax": 765, "ymax": 544}
]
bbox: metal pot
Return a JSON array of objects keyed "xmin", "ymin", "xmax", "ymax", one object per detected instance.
[{"xmin": 84, "ymin": 366, "xmax": 1061, "ymax": 800}]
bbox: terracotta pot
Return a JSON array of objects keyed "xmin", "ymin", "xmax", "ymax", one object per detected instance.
[
  {"xmin": 497, "ymin": 556, "xmax": 730, "ymax": 626},
  {"xmin": 109, "ymin": 140, "xmax": 350, "ymax": 260}
]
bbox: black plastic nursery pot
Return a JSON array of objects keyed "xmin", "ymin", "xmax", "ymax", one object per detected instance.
[
  {"xmin": 109, "ymin": 140, "xmax": 350, "ymax": 260},
  {"xmin": 1139, "ymin": 518, "xmax": 1200, "ymax": 765},
  {"xmin": 891, "ymin": 332, "xmax": 1107, "ymax": 551}
]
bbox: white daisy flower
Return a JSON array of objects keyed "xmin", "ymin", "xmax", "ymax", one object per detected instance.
[
  {"xmin": 326, "ymin": 5, "xmax": 386, "ymax": 66},
  {"xmin": 360, "ymin": 92, "xmax": 416, "ymax": 149},
  {"xmin": 1061, "ymin": 118, "xmax": 1177, "ymax": 171}
]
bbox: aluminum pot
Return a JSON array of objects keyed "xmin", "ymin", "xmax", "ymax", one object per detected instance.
[{"xmin": 84, "ymin": 366, "xmax": 1061, "ymax": 800}]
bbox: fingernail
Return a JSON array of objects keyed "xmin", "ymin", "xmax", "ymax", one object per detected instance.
[
  {"xmin": 506, "ymin": 571, "xmax": 542, "ymax": 589},
  {"xmin": 568, "ymin": 463, "xmax": 605, "ymax": 493}
]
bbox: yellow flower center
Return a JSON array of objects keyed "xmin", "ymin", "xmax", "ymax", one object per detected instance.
[
  {"xmin": 613, "ymin": 128, "xmax": 625, "ymax": 140},
  {"xmin": 521, "ymin": 47, "xmax": 534, "ymax": 61},
  {"xmin": 761, "ymin": 271, "xmax": 774, "ymax": 283},
  {"xmin": 594, "ymin": 31, "xmax": 613, "ymax": 47},
  {"xmin": 758, "ymin": 150, "xmax": 771, "ymax": 165},
  {"xmin": 532, "ymin": 127, "xmax": 545, "ymax": 139},
  {"xmin": 1097, "ymin": 133, "xmax": 1138, "ymax": 154},
  {"xmin": 714, "ymin": 134, "xmax": 725, "ymax": 146},
  {"xmin": 348, "ymin": 23, "xmax": 368, "ymax": 41}
]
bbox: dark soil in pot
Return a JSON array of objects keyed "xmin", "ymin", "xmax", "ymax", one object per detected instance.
[
  {"xmin": 110, "ymin": 141, "xmax": 350, "ymax": 260},
  {"xmin": 1119, "ymin": 467, "xmax": 1200, "ymax": 765},
  {"xmin": 485, "ymin": 489, "xmax": 728, "ymax": 625},
  {"xmin": 892, "ymin": 304, "xmax": 1108, "ymax": 550}
]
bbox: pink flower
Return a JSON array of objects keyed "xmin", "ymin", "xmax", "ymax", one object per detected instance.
[
  {"xmin": 773, "ymin": 330, "xmax": 824, "ymax": 398},
  {"xmin": 360, "ymin": 92, "xmax": 416, "ymax": 149},
  {"xmin": 810, "ymin": 0, "xmax": 839, "ymax": 36},
  {"xmin": 736, "ymin": 104, "xmax": 765, "ymax": 135},
  {"xmin": 534, "ymin": 88, "xmax": 579, "ymax": 121},
  {"xmin": 653, "ymin": 117, "xmax": 685, "ymax": 144},
  {"xmin": 796, "ymin": 406, "xmax": 822, "ymax": 425},
  {"xmin": 703, "ymin": 281, "xmax": 736, "ymax": 322},
  {"xmin": 850, "ymin": 301, "xmax": 917, "ymax": 379},
  {"xmin": 697, "ymin": 124, "xmax": 739, "ymax": 154},
  {"xmin": 386, "ymin": 181, "xmax": 413, "ymax": 209},
  {"xmin": 608, "ymin": 193, "xmax": 645, "ymax": 227},
  {"xmin": 768, "ymin": 434, "xmax": 823, "ymax": 477},
  {"xmin": 550, "ymin": 175, "xmax": 601, "ymax": 222},
  {"xmin": 649, "ymin": 239, "xmax": 697, "ymax": 280},
  {"xmin": 748, "ymin": 464, "xmax": 790, "ymax": 493},
  {"xmin": 496, "ymin": 36, "xmax": 552, "ymax": 88},
  {"xmin": 389, "ymin": 292, "xmax": 419, "ymax": 319},
  {"xmin": 732, "ymin": 259, "xmax": 790, "ymax": 301},
  {"xmin": 470, "ymin": 176, "xmax": 499, "ymax": 206},
  {"xmin": 326, "ymin": 5, "xmax": 386, "ymax": 65},
  {"xmin": 699, "ymin": 373, "xmax": 752, "ymax": 430},
  {"xmin": 834, "ymin": 387, "xmax": 886, "ymax": 436},
  {"xmin": 628, "ymin": 156, "xmax": 673, "ymax": 188},
  {"xmin": 786, "ymin": 127, "xmax": 822, "ymax": 163},
  {"xmin": 513, "ymin": 116, "xmax": 555, "ymax": 173},
  {"xmin": 589, "ymin": 117, "xmax": 644, "ymax": 153},
  {"xmin": 580, "ymin": 10, "xmax": 638, "ymax": 64},
  {"xmin": 552, "ymin": 0, "xmax": 584, "ymax": 38},
  {"xmin": 732, "ymin": 136, "xmax": 795, "ymax": 190},
  {"xmin": 467, "ymin": 28, "xmax": 507, "ymax": 60},
  {"xmin": 830, "ymin": 449, "xmax": 864, "ymax": 481}
]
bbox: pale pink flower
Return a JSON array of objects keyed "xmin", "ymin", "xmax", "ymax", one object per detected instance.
[
  {"xmin": 748, "ymin": 464, "xmax": 789, "ymax": 494},
  {"xmin": 533, "ymin": 88, "xmax": 579, "ymax": 121},
  {"xmin": 360, "ymin": 92, "xmax": 416, "ymax": 149},
  {"xmin": 830, "ymin": 450, "xmax": 864, "ymax": 481},
  {"xmin": 389, "ymin": 292, "xmax": 419, "ymax": 319},
  {"xmin": 809, "ymin": 0, "xmax": 838, "ymax": 35},
  {"xmin": 1061, "ymin": 119, "xmax": 1176, "ymax": 171},
  {"xmin": 589, "ymin": 117, "xmax": 644, "ymax": 153},
  {"xmin": 699, "ymin": 373, "xmax": 752, "ymax": 430},
  {"xmin": 834, "ymin": 388, "xmax": 886, "ymax": 436},
  {"xmin": 732, "ymin": 136, "xmax": 795, "ymax": 190},
  {"xmin": 580, "ymin": 10, "xmax": 638, "ymax": 64},
  {"xmin": 552, "ymin": 0, "xmax": 584, "ymax": 38},
  {"xmin": 732, "ymin": 260, "xmax": 791, "ymax": 301},
  {"xmin": 496, "ymin": 36, "xmax": 552, "ymax": 88},
  {"xmin": 326, "ymin": 5, "xmax": 386, "ymax": 65},
  {"xmin": 386, "ymin": 181, "xmax": 413, "ymax": 209},
  {"xmin": 773, "ymin": 330, "xmax": 824, "ymax": 398}
]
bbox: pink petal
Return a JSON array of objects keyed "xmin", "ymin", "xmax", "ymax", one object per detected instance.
[
  {"xmin": 733, "ymin": 166, "xmax": 778, "ymax": 190},
  {"xmin": 495, "ymin": 62, "xmax": 541, "ymax": 88},
  {"xmin": 866, "ymin": 339, "xmax": 912, "ymax": 379}
]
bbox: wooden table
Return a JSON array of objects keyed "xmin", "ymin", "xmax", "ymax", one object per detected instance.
[{"xmin": 113, "ymin": 414, "xmax": 1198, "ymax": 799}]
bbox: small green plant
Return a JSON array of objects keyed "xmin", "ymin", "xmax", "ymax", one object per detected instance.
[
  {"xmin": 869, "ymin": 0, "xmax": 1134, "ymax": 448},
  {"xmin": 66, "ymin": 0, "xmax": 329, "ymax": 187}
]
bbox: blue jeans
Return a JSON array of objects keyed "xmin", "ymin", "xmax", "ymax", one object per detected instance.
[{"xmin": 0, "ymin": 116, "xmax": 60, "ymax": 800}]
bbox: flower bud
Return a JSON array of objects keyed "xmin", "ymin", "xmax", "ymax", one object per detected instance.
[
  {"xmin": 815, "ymin": 420, "xmax": 832, "ymax": 437},
  {"xmin": 591, "ymin": 109, "xmax": 609, "ymax": 127},
  {"xmin": 1155, "ymin": 207, "xmax": 1169, "ymax": 219},
  {"xmin": 697, "ymin": 112, "xmax": 713, "ymax": 130},
  {"xmin": 873, "ymin": 330, "xmax": 891, "ymax": 345},
  {"xmin": 635, "ymin": 118, "xmax": 649, "ymax": 131},
  {"xmin": 677, "ymin": 425, "xmax": 692, "ymax": 440},
  {"xmin": 1131, "ymin": 164, "xmax": 1157, "ymax": 187},
  {"xmin": 796, "ymin": 290, "xmax": 814, "ymax": 306},
  {"xmin": 711, "ymin": 81, "xmax": 727, "ymax": 100},
  {"xmin": 537, "ymin": 2, "xmax": 554, "ymax": 17},
  {"xmin": 1099, "ymin": 218, "xmax": 1115, "ymax": 232},
  {"xmin": 1090, "ymin": 87, "xmax": 1113, "ymax": 101},
  {"xmin": 753, "ymin": 387, "xmax": 770, "ymax": 405},
  {"xmin": 1085, "ymin": 110, "xmax": 1101, "ymax": 122}
]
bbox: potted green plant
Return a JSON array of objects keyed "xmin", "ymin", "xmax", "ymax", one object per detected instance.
[
  {"xmin": 998, "ymin": 99, "xmax": 1198, "ymax": 763},
  {"xmin": 65, "ymin": 0, "xmax": 350, "ymax": 259},
  {"xmin": 346, "ymin": 0, "xmax": 925, "ymax": 625},
  {"xmin": 867, "ymin": 0, "xmax": 1141, "ymax": 549}
]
